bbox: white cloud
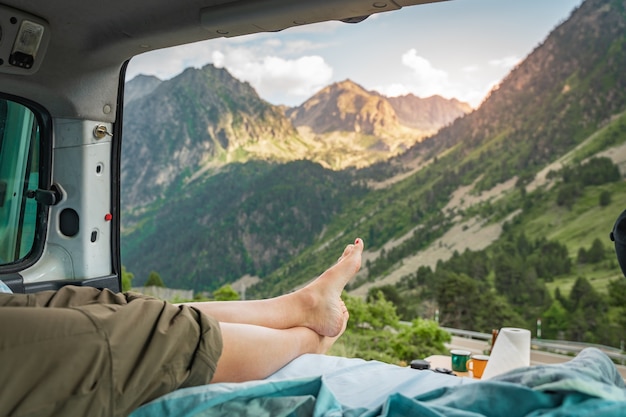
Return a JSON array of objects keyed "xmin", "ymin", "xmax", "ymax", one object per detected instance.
[
  {"xmin": 218, "ymin": 51, "xmax": 333, "ymax": 101},
  {"xmin": 125, "ymin": 37, "xmax": 520, "ymax": 110},
  {"xmin": 126, "ymin": 37, "xmax": 333, "ymax": 105},
  {"xmin": 371, "ymin": 49, "xmax": 496, "ymax": 108},
  {"xmin": 126, "ymin": 40, "xmax": 226, "ymax": 81},
  {"xmin": 374, "ymin": 49, "xmax": 460, "ymax": 101},
  {"xmin": 377, "ymin": 83, "xmax": 411, "ymax": 97},
  {"xmin": 401, "ymin": 49, "xmax": 450, "ymax": 96},
  {"xmin": 212, "ymin": 50, "xmax": 225, "ymax": 68}
]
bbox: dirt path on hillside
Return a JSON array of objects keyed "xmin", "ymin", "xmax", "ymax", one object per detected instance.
[
  {"xmin": 527, "ymin": 114, "xmax": 626, "ymax": 192},
  {"xmin": 351, "ymin": 159, "xmax": 519, "ymax": 295},
  {"xmin": 348, "ymin": 211, "xmax": 520, "ymax": 298},
  {"xmin": 348, "ymin": 115, "xmax": 626, "ymax": 298},
  {"xmin": 597, "ymin": 141, "xmax": 626, "ymax": 174},
  {"xmin": 526, "ymin": 140, "xmax": 626, "ymax": 192},
  {"xmin": 231, "ymin": 274, "xmax": 261, "ymax": 299},
  {"xmin": 349, "ymin": 171, "xmax": 521, "ymax": 298},
  {"xmin": 443, "ymin": 176, "xmax": 517, "ymax": 213}
]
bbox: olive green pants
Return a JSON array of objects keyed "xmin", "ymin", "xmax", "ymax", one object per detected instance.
[{"xmin": 0, "ymin": 286, "xmax": 223, "ymax": 417}]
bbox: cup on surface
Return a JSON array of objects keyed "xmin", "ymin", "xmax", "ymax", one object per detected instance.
[
  {"xmin": 450, "ymin": 349, "xmax": 471, "ymax": 372},
  {"xmin": 467, "ymin": 354, "xmax": 490, "ymax": 379}
]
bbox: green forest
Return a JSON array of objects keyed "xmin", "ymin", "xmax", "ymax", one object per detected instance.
[{"xmin": 359, "ymin": 156, "xmax": 626, "ymax": 348}]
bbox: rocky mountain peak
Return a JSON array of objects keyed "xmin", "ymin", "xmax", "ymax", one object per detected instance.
[
  {"xmin": 388, "ymin": 94, "xmax": 473, "ymax": 132},
  {"xmin": 124, "ymin": 74, "xmax": 162, "ymax": 105},
  {"xmin": 287, "ymin": 79, "xmax": 401, "ymax": 136},
  {"xmin": 122, "ymin": 68, "xmax": 473, "ymax": 207}
]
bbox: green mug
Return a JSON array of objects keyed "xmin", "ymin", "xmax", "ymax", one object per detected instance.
[{"xmin": 450, "ymin": 349, "xmax": 471, "ymax": 372}]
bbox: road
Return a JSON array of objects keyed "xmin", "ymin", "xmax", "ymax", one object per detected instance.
[{"xmin": 447, "ymin": 336, "xmax": 626, "ymax": 379}]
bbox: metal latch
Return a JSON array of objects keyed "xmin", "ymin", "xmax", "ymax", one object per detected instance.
[{"xmin": 93, "ymin": 124, "xmax": 113, "ymax": 139}]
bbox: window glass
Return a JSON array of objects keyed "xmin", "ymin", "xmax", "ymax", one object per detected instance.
[{"xmin": 0, "ymin": 98, "xmax": 40, "ymax": 264}]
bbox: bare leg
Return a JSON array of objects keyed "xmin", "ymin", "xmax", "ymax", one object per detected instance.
[
  {"xmin": 186, "ymin": 239, "xmax": 360, "ymax": 383},
  {"xmin": 184, "ymin": 238, "xmax": 363, "ymax": 337},
  {"xmin": 212, "ymin": 310, "xmax": 348, "ymax": 383}
]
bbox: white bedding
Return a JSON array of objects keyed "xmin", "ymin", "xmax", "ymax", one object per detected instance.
[
  {"xmin": 266, "ymin": 353, "xmax": 473, "ymax": 409},
  {"xmin": 131, "ymin": 348, "xmax": 626, "ymax": 416}
]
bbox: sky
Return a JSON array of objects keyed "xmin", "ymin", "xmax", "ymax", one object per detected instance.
[{"xmin": 126, "ymin": 0, "xmax": 584, "ymax": 109}]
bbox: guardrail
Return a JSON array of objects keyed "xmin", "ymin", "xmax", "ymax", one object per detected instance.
[
  {"xmin": 440, "ymin": 327, "xmax": 491, "ymax": 341},
  {"xmin": 441, "ymin": 326, "xmax": 626, "ymax": 365}
]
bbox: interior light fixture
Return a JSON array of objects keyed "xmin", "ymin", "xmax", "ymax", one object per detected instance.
[
  {"xmin": 0, "ymin": 5, "xmax": 50, "ymax": 74},
  {"xmin": 10, "ymin": 20, "xmax": 45, "ymax": 69}
]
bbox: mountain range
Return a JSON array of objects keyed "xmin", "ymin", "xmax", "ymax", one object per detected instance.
[
  {"xmin": 120, "ymin": 0, "xmax": 626, "ymax": 317},
  {"xmin": 121, "ymin": 71, "xmax": 470, "ymax": 209},
  {"xmin": 120, "ymin": 69, "xmax": 470, "ymax": 290}
]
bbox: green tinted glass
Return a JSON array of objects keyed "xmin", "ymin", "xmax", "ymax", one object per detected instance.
[{"xmin": 0, "ymin": 99, "xmax": 40, "ymax": 264}]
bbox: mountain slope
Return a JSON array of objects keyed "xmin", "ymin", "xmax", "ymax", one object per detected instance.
[
  {"xmin": 121, "ymin": 71, "xmax": 469, "ymax": 208},
  {"xmin": 392, "ymin": 0, "xmax": 626, "ymax": 192},
  {"xmin": 285, "ymin": 80, "xmax": 470, "ymax": 168},
  {"xmin": 288, "ymin": 80, "xmax": 403, "ymax": 136},
  {"xmin": 122, "ymin": 160, "xmax": 367, "ymax": 291},
  {"xmin": 124, "ymin": 74, "xmax": 162, "ymax": 105},
  {"xmin": 121, "ymin": 69, "xmax": 471, "ymax": 287},
  {"xmin": 388, "ymin": 94, "xmax": 472, "ymax": 131},
  {"xmin": 121, "ymin": 64, "xmax": 305, "ymax": 208},
  {"xmin": 250, "ymin": 0, "xmax": 626, "ymax": 297}
]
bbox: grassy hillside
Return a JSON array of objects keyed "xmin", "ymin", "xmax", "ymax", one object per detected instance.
[{"xmin": 519, "ymin": 181, "xmax": 626, "ymax": 296}]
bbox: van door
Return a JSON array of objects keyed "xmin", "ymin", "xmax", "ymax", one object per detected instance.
[
  {"xmin": 0, "ymin": 96, "xmax": 121, "ymax": 293},
  {"xmin": 0, "ymin": 98, "xmax": 40, "ymax": 266}
]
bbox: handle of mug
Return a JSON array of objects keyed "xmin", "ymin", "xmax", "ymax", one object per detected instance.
[{"xmin": 466, "ymin": 359, "xmax": 473, "ymax": 371}]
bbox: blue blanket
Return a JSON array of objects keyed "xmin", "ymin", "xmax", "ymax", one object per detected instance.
[{"xmin": 131, "ymin": 348, "xmax": 626, "ymax": 416}]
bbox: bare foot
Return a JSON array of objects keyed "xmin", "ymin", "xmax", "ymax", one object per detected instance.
[
  {"xmin": 318, "ymin": 309, "xmax": 349, "ymax": 354},
  {"xmin": 298, "ymin": 238, "xmax": 363, "ymax": 337}
]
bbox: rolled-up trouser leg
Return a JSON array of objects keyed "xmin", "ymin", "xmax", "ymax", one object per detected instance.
[{"xmin": 0, "ymin": 287, "xmax": 223, "ymax": 417}]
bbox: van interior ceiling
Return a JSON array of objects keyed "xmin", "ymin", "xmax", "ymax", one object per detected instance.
[{"xmin": 0, "ymin": 0, "xmax": 447, "ymax": 121}]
